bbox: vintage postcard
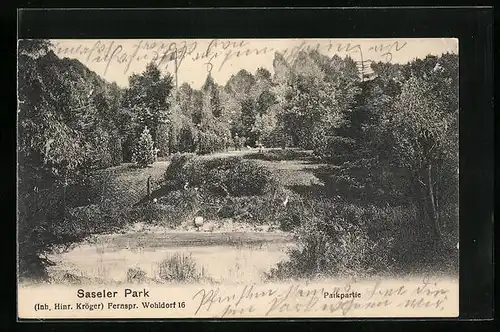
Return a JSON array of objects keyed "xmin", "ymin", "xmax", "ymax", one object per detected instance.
[{"xmin": 17, "ymin": 38, "xmax": 459, "ymax": 319}]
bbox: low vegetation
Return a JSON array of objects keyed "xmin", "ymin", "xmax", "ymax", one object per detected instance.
[
  {"xmin": 137, "ymin": 154, "xmax": 296, "ymax": 228},
  {"xmin": 157, "ymin": 253, "xmax": 206, "ymax": 283},
  {"xmin": 164, "ymin": 154, "xmax": 279, "ymax": 196},
  {"xmin": 243, "ymin": 148, "xmax": 315, "ymax": 162},
  {"xmin": 267, "ymin": 201, "xmax": 458, "ymax": 280}
]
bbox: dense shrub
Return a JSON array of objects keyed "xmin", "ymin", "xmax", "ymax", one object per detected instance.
[
  {"xmin": 266, "ymin": 199, "xmax": 458, "ymax": 281},
  {"xmin": 314, "ymin": 160, "xmax": 413, "ymax": 206},
  {"xmin": 196, "ymin": 131, "xmax": 226, "ymax": 155},
  {"xmin": 164, "ymin": 153, "xmax": 197, "ymax": 183},
  {"xmin": 267, "ymin": 218, "xmax": 391, "ymax": 280},
  {"xmin": 244, "ymin": 149, "xmax": 314, "ymax": 162},
  {"xmin": 154, "ymin": 153, "xmax": 312, "ymax": 228},
  {"xmin": 216, "ymin": 191, "xmax": 294, "ymax": 225},
  {"xmin": 164, "ymin": 156, "xmax": 278, "ymax": 197},
  {"xmin": 134, "ymin": 189, "xmax": 200, "ymax": 227},
  {"xmin": 127, "ymin": 267, "xmax": 147, "ymax": 283},
  {"xmin": 65, "ymin": 204, "xmax": 106, "ymax": 235},
  {"xmin": 18, "ymin": 189, "xmax": 66, "ymax": 281},
  {"xmin": 18, "ymin": 168, "xmax": 139, "ymax": 282},
  {"xmin": 146, "ymin": 185, "xmax": 307, "ymax": 229},
  {"xmin": 259, "ymin": 127, "xmax": 290, "ymax": 149},
  {"xmin": 158, "ymin": 253, "xmax": 205, "ymax": 282},
  {"xmin": 276, "ymin": 201, "xmax": 310, "ymax": 231},
  {"xmin": 312, "ymin": 136, "xmax": 357, "ymax": 164}
]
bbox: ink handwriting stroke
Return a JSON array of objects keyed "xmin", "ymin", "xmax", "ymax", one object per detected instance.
[
  {"xmin": 52, "ymin": 39, "xmax": 408, "ymax": 78},
  {"xmin": 191, "ymin": 278, "xmax": 452, "ymax": 318}
]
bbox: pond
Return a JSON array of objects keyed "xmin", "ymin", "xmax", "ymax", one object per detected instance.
[{"xmin": 46, "ymin": 231, "xmax": 296, "ymax": 285}]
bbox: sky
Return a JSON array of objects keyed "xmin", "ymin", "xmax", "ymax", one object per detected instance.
[{"xmin": 50, "ymin": 38, "xmax": 458, "ymax": 89}]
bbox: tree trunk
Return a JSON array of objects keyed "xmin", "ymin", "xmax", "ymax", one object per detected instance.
[
  {"xmin": 415, "ymin": 178, "xmax": 428, "ymax": 230},
  {"xmin": 424, "ymin": 164, "xmax": 441, "ymax": 241},
  {"xmin": 413, "ymin": 164, "xmax": 441, "ymax": 243}
]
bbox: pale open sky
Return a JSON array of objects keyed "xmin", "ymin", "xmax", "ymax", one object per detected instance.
[{"xmin": 50, "ymin": 38, "xmax": 458, "ymax": 89}]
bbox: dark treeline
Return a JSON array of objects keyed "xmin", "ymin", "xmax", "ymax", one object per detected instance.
[{"xmin": 17, "ymin": 39, "xmax": 458, "ymax": 279}]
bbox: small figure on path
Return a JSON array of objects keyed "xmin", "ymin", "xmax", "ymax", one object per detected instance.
[
  {"xmin": 233, "ymin": 134, "xmax": 241, "ymax": 151},
  {"xmin": 223, "ymin": 134, "xmax": 229, "ymax": 152},
  {"xmin": 257, "ymin": 140, "xmax": 264, "ymax": 153}
]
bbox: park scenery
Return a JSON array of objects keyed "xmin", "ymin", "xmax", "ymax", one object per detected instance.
[{"xmin": 17, "ymin": 39, "xmax": 458, "ymax": 286}]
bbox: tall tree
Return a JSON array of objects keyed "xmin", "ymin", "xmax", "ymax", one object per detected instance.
[
  {"xmin": 390, "ymin": 73, "xmax": 458, "ymax": 242},
  {"xmin": 122, "ymin": 62, "xmax": 174, "ymax": 156},
  {"xmin": 17, "ymin": 39, "xmax": 126, "ymax": 279},
  {"xmin": 202, "ymin": 74, "xmax": 223, "ymax": 118},
  {"xmin": 272, "ymin": 50, "xmax": 353, "ymax": 150}
]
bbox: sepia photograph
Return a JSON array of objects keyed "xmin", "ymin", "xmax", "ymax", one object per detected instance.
[{"xmin": 17, "ymin": 38, "xmax": 459, "ymax": 318}]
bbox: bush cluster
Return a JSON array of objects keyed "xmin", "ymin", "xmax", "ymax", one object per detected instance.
[
  {"xmin": 196, "ymin": 132, "xmax": 227, "ymax": 155},
  {"xmin": 244, "ymin": 149, "xmax": 314, "ymax": 162},
  {"xmin": 267, "ymin": 199, "xmax": 458, "ymax": 281},
  {"xmin": 157, "ymin": 253, "xmax": 205, "ymax": 283},
  {"xmin": 132, "ymin": 189, "xmax": 199, "ymax": 227},
  {"xmin": 164, "ymin": 154, "xmax": 278, "ymax": 197},
  {"xmin": 142, "ymin": 154, "xmax": 315, "ymax": 228},
  {"xmin": 266, "ymin": 202, "xmax": 402, "ymax": 280}
]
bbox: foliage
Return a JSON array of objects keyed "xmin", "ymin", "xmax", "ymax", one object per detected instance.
[
  {"xmin": 164, "ymin": 156, "xmax": 277, "ymax": 197},
  {"xmin": 266, "ymin": 202, "xmax": 394, "ymax": 280},
  {"xmin": 134, "ymin": 126, "xmax": 156, "ymax": 167},
  {"xmin": 266, "ymin": 52, "xmax": 459, "ymax": 280},
  {"xmin": 389, "ymin": 73, "xmax": 458, "ymax": 242},
  {"xmin": 122, "ymin": 62, "xmax": 174, "ymax": 158},
  {"xmin": 316, "ymin": 53, "xmax": 458, "ymax": 247},
  {"xmin": 202, "ymin": 74, "xmax": 223, "ymax": 118},
  {"xmin": 127, "ymin": 267, "xmax": 147, "ymax": 283},
  {"xmin": 265, "ymin": 201, "xmax": 455, "ymax": 280},
  {"xmin": 134, "ymin": 189, "xmax": 199, "ymax": 227},
  {"xmin": 17, "ymin": 40, "xmax": 127, "ymax": 280},
  {"xmin": 243, "ymin": 149, "xmax": 314, "ymax": 162},
  {"xmin": 271, "ymin": 51, "xmax": 360, "ymax": 150},
  {"xmin": 18, "ymin": 47, "xmax": 124, "ymax": 180},
  {"xmin": 158, "ymin": 253, "xmax": 205, "ymax": 282}
]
